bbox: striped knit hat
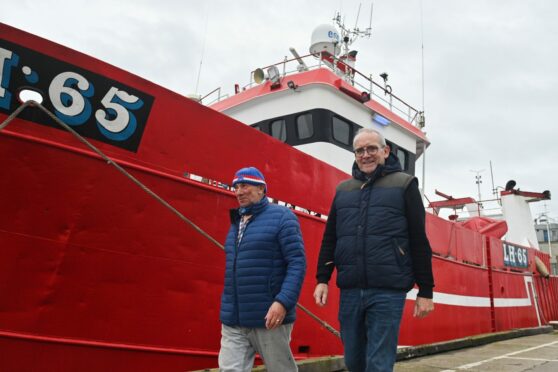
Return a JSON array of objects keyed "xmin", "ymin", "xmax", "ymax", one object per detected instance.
[{"xmin": 232, "ymin": 167, "xmax": 267, "ymax": 193}]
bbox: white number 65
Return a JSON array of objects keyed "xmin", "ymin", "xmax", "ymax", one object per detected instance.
[{"xmin": 95, "ymin": 86, "xmax": 143, "ymax": 141}]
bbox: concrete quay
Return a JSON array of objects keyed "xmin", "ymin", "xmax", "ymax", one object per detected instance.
[{"xmin": 197, "ymin": 326, "xmax": 557, "ymax": 371}]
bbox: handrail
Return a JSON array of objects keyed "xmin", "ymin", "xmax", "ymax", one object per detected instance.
[{"xmin": 215, "ymin": 52, "xmax": 423, "ymax": 127}]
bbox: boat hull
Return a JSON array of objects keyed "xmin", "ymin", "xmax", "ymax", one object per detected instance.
[
  {"xmin": 0, "ymin": 131, "xmax": 552, "ymax": 370},
  {"xmin": 1, "ymin": 22, "xmax": 557, "ymax": 371}
]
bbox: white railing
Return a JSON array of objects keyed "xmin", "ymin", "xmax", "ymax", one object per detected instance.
[{"xmin": 203, "ymin": 52, "xmax": 423, "ymax": 128}]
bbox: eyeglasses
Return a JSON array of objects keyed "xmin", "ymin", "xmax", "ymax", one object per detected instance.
[{"xmin": 354, "ymin": 145, "xmax": 383, "ymax": 157}]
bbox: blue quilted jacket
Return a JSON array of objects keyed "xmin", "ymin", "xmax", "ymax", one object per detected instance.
[{"xmin": 220, "ymin": 199, "xmax": 306, "ymax": 328}]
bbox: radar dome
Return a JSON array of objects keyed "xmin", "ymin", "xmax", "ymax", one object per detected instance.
[{"xmin": 310, "ymin": 24, "xmax": 341, "ymax": 56}]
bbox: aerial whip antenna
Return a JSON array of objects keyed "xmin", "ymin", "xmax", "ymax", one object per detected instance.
[
  {"xmin": 368, "ymin": 2, "xmax": 373, "ymax": 32},
  {"xmin": 195, "ymin": 1, "xmax": 211, "ymax": 95},
  {"xmin": 420, "ymin": 2, "xmax": 426, "ymax": 116},
  {"xmin": 490, "ymin": 160, "xmax": 497, "ymax": 198},
  {"xmin": 354, "ymin": 3, "xmax": 361, "ymax": 31},
  {"xmin": 420, "ymin": 0, "xmax": 427, "ymax": 198}
]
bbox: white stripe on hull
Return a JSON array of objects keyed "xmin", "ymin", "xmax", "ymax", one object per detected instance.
[{"xmin": 407, "ymin": 276, "xmax": 538, "ymax": 311}]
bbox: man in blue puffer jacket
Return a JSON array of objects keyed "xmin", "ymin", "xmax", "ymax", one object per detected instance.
[
  {"xmin": 313, "ymin": 128, "xmax": 434, "ymax": 372},
  {"xmin": 218, "ymin": 167, "xmax": 306, "ymax": 372}
]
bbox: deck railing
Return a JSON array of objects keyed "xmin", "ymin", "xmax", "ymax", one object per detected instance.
[{"xmin": 205, "ymin": 52, "xmax": 423, "ymax": 128}]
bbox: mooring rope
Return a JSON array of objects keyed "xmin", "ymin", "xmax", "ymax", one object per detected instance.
[
  {"xmin": 0, "ymin": 100, "xmax": 341, "ymax": 338},
  {"xmin": 0, "ymin": 100, "xmax": 224, "ymax": 250}
]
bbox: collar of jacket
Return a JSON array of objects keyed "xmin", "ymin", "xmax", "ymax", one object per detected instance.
[
  {"xmin": 229, "ymin": 195, "xmax": 269, "ymax": 224},
  {"xmin": 352, "ymin": 152, "xmax": 402, "ymax": 186}
]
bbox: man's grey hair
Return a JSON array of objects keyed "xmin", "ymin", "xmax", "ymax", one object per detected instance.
[{"xmin": 353, "ymin": 128, "xmax": 387, "ymax": 148}]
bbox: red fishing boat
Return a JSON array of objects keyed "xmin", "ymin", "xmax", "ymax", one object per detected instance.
[{"xmin": 0, "ymin": 17, "xmax": 556, "ymax": 371}]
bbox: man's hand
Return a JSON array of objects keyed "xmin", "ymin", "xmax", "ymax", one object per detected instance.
[
  {"xmin": 264, "ymin": 301, "xmax": 287, "ymax": 330},
  {"xmin": 414, "ymin": 296, "xmax": 434, "ymax": 318},
  {"xmin": 313, "ymin": 283, "xmax": 329, "ymax": 307}
]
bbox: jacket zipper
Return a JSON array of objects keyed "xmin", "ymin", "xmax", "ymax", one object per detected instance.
[
  {"xmin": 361, "ymin": 184, "xmax": 370, "ymax": 287},
  {"xmin": 233, "ymin": 222, "xmax": 240, "ymax": 324},
  {"xmin": 233, "ymin": 217, "xmax": 251, "ymax": 324}
]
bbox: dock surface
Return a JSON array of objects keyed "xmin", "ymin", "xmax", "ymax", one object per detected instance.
[
  {"xmin": 395, "ymin": 330, "xmax": 558, "ymax": 372},
  {"xmin": 196, "ymin": 327, "xmax": 558, "ymax": 371}
]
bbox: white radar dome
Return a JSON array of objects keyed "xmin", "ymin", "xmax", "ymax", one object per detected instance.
[{"xmin": 310, "ymin": 24, "xmax": 341, "ymax": 56}]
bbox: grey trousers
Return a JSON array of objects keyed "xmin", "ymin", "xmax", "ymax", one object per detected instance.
[{"xmin": 218, "ymin": 323, "xmax": 298, "ymax": 372}]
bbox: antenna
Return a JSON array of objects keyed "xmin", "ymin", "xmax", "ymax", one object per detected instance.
[
  {"xmin": 333, "ymin": 1, "xmax": 373, "ymax": 51},
  {"xmin": 195, "ymin": 1, "xmax": 211, "ymax": 95},
  {"xmin": 354, "ymin": 3, "xmax": 361, "ymax": 31},
  {"xmin": 368, "ymin": 2, "xmax": 373, "ymax": 32},
  {"xmin": 489, "ymin": 160, "xmax": 496, "ymax": 198},
  {"xmin": 470, "ymin": 169, "xmax": 485, "ymax": 202},
  {"xmin": 420, "ymin": 0, "xmax": 427, "ymax": 197},
  {"xmin": 420, "ymin": 0, "xmax": 425, "ymax": 114}
]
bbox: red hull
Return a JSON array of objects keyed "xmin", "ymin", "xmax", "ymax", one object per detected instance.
[{"xmin": 1, "ymin": 23, "xmax": 557, "ymax": 371}]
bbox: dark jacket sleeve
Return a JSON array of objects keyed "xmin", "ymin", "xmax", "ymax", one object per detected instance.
[
  {"xmin": 275, "ymin": 210, "xmax": 307, "ymax": 310},
  {"xmin": 316, "ymin": 195, "xmax": 337, "ymax": 284},
  {"xmin": 405, "ymin": 179, "xmax": 434, "ymax": 298}
]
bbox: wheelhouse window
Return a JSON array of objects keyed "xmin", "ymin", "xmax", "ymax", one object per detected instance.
[
  {"xmin": 332, "ymin": 116, "xmax": 351, "ymax": 145},
  {"xmin": 296, "ymin": 113, "xmax": 314, "ymax": 139},
  {"xmin": 396, "ymin": 148, "xmax": 407, "ymax": 170},
  {"xmin": 270, "ymin": 119, "xmax": 287, "ymax": 142},
  {"xmin": 251, "ymin": 109, "xmax": 416, "ymax": 176}
]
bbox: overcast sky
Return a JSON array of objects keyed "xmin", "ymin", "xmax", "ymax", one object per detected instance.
[{"xmin": 2, "ymin": 0, "xmax": 557, "ymax": 220}]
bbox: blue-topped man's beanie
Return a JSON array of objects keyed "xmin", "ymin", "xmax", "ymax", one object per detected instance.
[{"xmin": 232, "ymin": 167, "xmax": 267, "ymax": 193}]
